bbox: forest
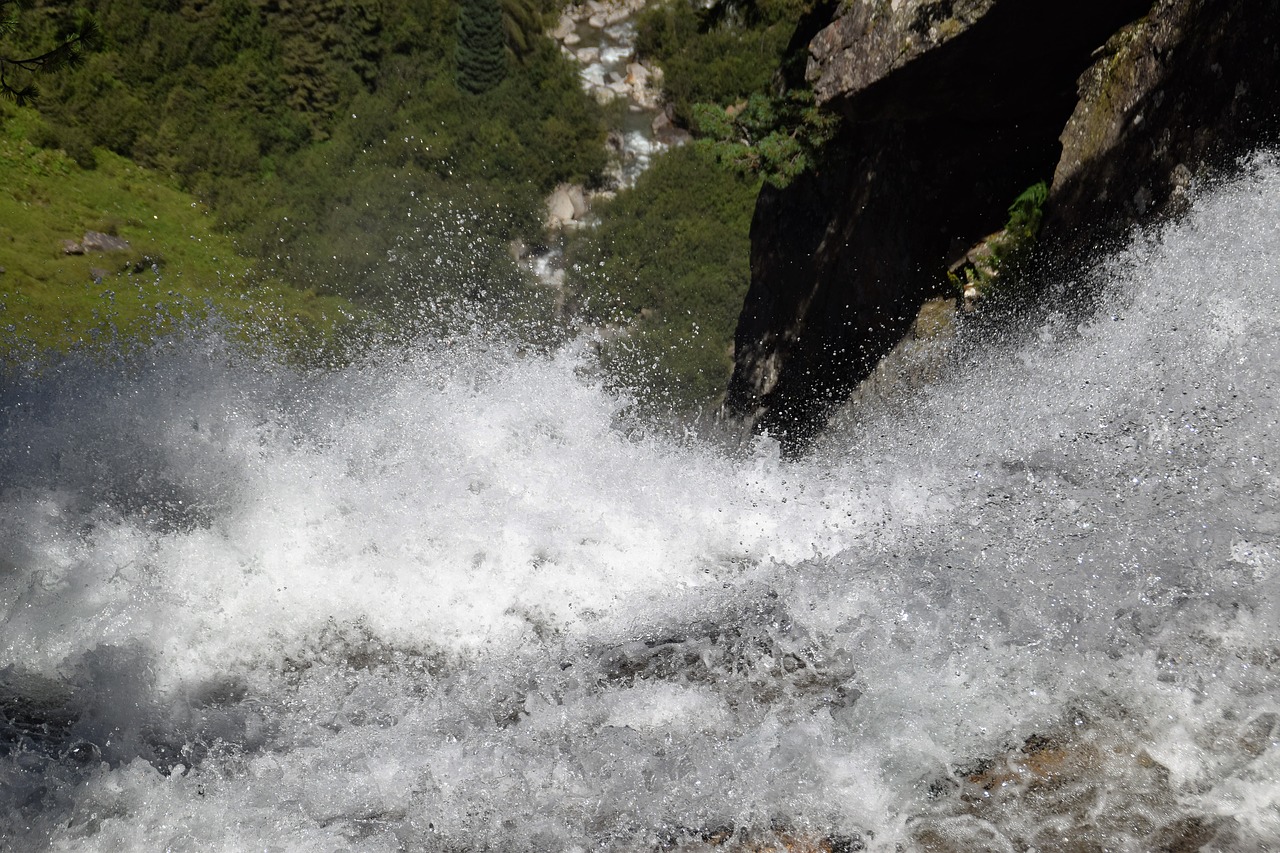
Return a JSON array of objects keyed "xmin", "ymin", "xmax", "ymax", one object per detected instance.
[{"xmin": 1, "ymin": 0, "xmax": 811, "ymax": 411}]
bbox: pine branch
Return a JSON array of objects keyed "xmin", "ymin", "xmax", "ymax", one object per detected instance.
[{"xmin": 0, "ymin": 14, "xmax": 101, "ymax": 104}]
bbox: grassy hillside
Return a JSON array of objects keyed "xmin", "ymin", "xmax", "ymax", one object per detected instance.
[
  {"xmin": 0, "ymin": 0, "xmax": 611, "ymax": 365},
  {"xmin": 0, "ymin": 105, "xmax": 355, "ymax": 358},
  {"xmin": 2, "ymin": 0, "xmax": 820, "ymax": 418},
  {"xmin": 12, "ymin": 0, "xmax": 606, "ymax": 305}
]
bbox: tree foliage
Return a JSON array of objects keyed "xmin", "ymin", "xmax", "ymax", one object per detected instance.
[
  {"xmin": 634, "ymin": 0, "xmax": 833, "ymax": 188},
  {"xmin": 692, "ymin": 88, "xmax": 836, "ymax": 187},
  {"xmin": 0, "ymin": 0, "xmax": 100, "ymax": 105},
  {"xmin": 499, "ymin": 0, "xmax": 544, "ymax": 58},
  {"xmin": 635, "ymin": 0, "xmax": 803, "ymax": 123},
  {"xmin": 567, "ymin": 145, "xmax": 760, "ymax": 411},
  {"xmin": 456, "ymin": 0, "xmax": 506, "ymax": 93},
  {"xmin": 6, "ymin": 0, "xmax": 607, "ymax": 316}
]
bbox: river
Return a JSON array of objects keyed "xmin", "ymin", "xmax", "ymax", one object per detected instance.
[{"xmin": 1, "ymin": 152, "xmax": 1278, "ymax": 851}]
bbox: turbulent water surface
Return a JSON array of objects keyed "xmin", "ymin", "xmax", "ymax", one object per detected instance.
[{"xmin": 2, "ymin": 155, "xmax": 1279, "ymax": 852}]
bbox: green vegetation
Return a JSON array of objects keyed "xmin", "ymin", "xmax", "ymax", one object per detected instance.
[
  {"xmin": 635, "ymin": 0, "xmax": 803, "ymax": 124},
  {"xmin": 567, "ymin": 144, "xmax": 760, "ymax": 412},
  {"xmin": 553, "ymin": 0, "xmax": 821, "ymax": 414},
  {"xmin": 0, "ymin": 104, "xmax": 354, "ymax": 357},
  {"xmin": 0, "ymin": 0, "xmax": 99, "ymax": 105},
  {"xmin": 692, "ymin": 88, "xmax": 836, "ymax": 187},
  {"xmin": 635, "ymin": 0, "xmax": 832, "ymax": 189},
  {"xmin": 1, "ymin": 0, "xmax": 607, "ymax": 358},
  {"xmin": 456, "ymin": 0, "xmax": 507, "ymax": 93},
  {"xmin": 1, "ymin": 0, "xmax": 824, "ymax": 416},
  {"xmin": 949, "ymin": 181, "xmax": 1049, "ymax": 301}
]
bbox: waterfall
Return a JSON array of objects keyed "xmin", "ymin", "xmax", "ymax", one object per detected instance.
[{"xmin": 2, "ymin": 152, "xmax": 1278, "ymax": 851}]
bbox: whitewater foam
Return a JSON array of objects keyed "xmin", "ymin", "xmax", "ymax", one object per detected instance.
[{"xmin": 2, "ymin": 154, "xmax": 1279, "ymax": 851}]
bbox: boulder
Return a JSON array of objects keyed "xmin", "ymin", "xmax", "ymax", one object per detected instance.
[
  {"xmin": 1043, "ymin": 0, "xmax": 1280, "ymax": 258},
  {"xmin": 806, "ymin": 0, "xmax": 997, "ymax": 107},
  {"xmin": 726, "ymin": 0, "xmax": 1280, "ymax": 452},
  {"xmin": 81, "ymin": 231, "xmax": 132, "ymax": 253},
  {"xmin": 546, "ymin": 185, "xmax": 577, "ymax": 229},
  {"xmin": 651, "ymin": 110, "xmax": 692, "ymax": 146},
  {"xmin": 546, "ymin": 184, "xmax": 589, "ymax": 229},
  {"xmin": 566, "ymin": 184, "xmax": 589, "ymax": 219},
  {"xmin": 550, "ymin": 14, "xmax": 576, "ymax": 40},
  {"xmin": 625, "ymin": 62, "xmax": 650, "ymax": 88}
]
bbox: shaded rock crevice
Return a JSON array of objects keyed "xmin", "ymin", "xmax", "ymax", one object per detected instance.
[
  {"xmin": 726, "ymin": 0, "xmax": 1279, "ymax": 452},
  {"xmin": 1045, "ymin": 0, "xmax": 1280, "ymax": 256}
]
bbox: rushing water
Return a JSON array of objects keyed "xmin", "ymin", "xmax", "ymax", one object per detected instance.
[{"xmin": 2, "ymin": 154, "xmax": 1279, "ymax": 852}]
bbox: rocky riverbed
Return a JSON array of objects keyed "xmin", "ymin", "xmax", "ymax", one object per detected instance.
[
  {"xmin": 541, "ymin": 0, "xmax": 686, "ymax": 232},
  {"xmin": 519, "ymin": 0, "xmax": 687, "ymax": 289}
]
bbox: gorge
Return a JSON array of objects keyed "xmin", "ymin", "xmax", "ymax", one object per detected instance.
[
  {"xmin": 1, "ymin": 0, "xmax": 1279, "ymax": 850},
  {"xmin": 726, "ymin": 0, "xmax": 1280, "ymax": 451},
  {"xmin": 2, "ymin": 145, "xmax": 1279, "ymax": 853}
]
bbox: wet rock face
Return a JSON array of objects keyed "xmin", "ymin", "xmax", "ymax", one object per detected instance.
[
  {"xmin": 806, "ymin": 0, "xmax": 998, "ymax": 107},
  {"xmin": 726, "ymin": 0, "xmax": 1280, "ymax": 451},
  {"xmin": 1045, "ymin": 0, "xmax": 1280, "ymax": 256}
]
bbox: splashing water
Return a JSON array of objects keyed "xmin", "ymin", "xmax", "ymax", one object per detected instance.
[{"xmin": 2, "ymin": 154, "xmax": 1279, "ymax": 852}]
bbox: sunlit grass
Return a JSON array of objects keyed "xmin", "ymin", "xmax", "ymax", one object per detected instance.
[{"xmin": 0, "ymin": 106, "xmax": 359, "ymax": 360}]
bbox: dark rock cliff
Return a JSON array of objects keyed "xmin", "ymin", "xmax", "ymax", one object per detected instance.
[
  {"xmin": 1046, "ymin": 0, "xmax": 1280, "ymax": 253},
  {"xmin": 725, "ymin": 0, "xmax": 1280, "ymax": 451}
]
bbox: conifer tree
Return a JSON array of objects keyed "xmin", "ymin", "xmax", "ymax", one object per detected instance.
[
  {"xmin": 0, "ymin": 1, "xmax": 100, "ymax": 105},
  {"xmin": 455, "ymin": 0, "xmax": 506, "ymax": 94},
  {"xmin": 500, "ymin": 0, "xmax": 542, "ymax": 59}
]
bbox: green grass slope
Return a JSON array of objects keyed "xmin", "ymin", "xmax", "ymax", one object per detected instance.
[{"xmin": 0, "ymin": 106, "xmax": 355, "ymax": 359}]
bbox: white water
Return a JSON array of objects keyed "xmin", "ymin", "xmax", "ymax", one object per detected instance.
[{"xmin": 2, "ymin": 155, "xmax": 1279, "ymax": 851}]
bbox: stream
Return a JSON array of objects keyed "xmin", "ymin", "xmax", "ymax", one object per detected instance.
[{"xmin": 1, "ymin": 151, "xmax": 1278, "ymax": 850}]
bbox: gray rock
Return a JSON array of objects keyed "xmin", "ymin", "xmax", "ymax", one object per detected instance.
[
  {"xmin": 547, "ymin": 186, "xmax": 576, "ymax": 228},
  {"xmin": 565, "ymin": 184, "xmax": 589, "ymax": 219},
  {"xmin": 550, "ymin": 15, "xmax": 576, "ymax": 40},
  {"xmin": 651, "ymin": 108, "xmax": 691, "ymax": 146},
  {"xmin": 807, "ymin": 0, "xmax": 996, "ymax": 106},
  {"xmin": 726, "ymin": 0, "xmax": 1280, "ymax": 451},
  {"xmin": 546, "ymin": 184, "xmax": 588, "ymax": 229},
  {"xmin": 81, "ymin": 231, "xmax": 132, "ymax": 253},
  {"xmin": 625, "ymin": 62, "xmax": 650, "ymax": 87},
  {"xmin": 1043, "ymin": 0, "xmax": 1280, "ymax": 258}
]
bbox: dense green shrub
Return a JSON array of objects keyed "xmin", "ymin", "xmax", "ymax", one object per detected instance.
[
  {"xmin": 635, "ymin": 0, "xmax": 804, "ymax": 124},
  {"xmin": 692, "ymin": 88, "xmax": 836, "ymax": 187},
  {"xmin": 567, "ymin": 144, "xmax": 760, "ymax": 412},
  {"xmin": 6, "ymin": 0, "xmax": 606, "ymax": 324},
  {"xmin": 456, "ymin": 0, "xmax": 507, "ymax": 93},
  {"xmin": 634, "ymin": 0, "xmax": 833, "ymax": 192}
]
